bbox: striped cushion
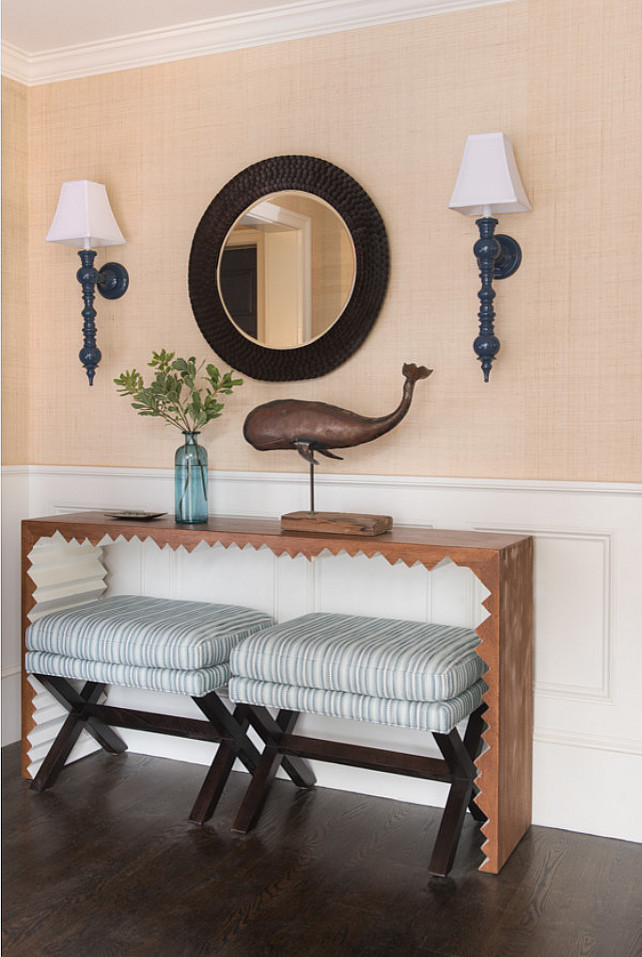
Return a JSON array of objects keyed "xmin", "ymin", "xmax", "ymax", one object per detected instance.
[
  {"xmin": 230, "ymin": 613, "xmax": 486, "ymax": 703},
  {"xmin": 26, "ymin": 595, "xmax": 275, "ymax": 670},
  {"xmin": 26, "ymin": 651, "xmax": 229, "ymax": 697},
  {"xmin": 229, "ymin": 676, "xmax": 487, "ymax": 733}
]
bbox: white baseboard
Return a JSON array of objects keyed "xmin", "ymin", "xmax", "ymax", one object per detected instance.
[{"xmin": 3, "ymin": 465, "xmax": 641, "ymax": 842}]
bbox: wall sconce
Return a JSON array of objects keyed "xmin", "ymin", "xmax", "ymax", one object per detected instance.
[
  {"xmin": 46, "ymin": 180, "xmax": 129, "ymax": 385},
  {"xmin": 449, "ymin": 132, "xmax": 531, "ymax": 382}
]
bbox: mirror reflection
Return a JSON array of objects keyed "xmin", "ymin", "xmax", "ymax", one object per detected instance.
[{"xmin": 217, "ymin": 191, "xmax": 356, "ymax": 350}]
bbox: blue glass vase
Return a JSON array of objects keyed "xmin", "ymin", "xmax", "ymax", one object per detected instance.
[{"xmin": 174, "ymin": 431, "xmax": 208, "ymax": 523}]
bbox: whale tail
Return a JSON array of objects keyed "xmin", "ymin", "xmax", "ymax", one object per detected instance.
[{"xmin": 402, "ymin": 362, "xmax": 433, "ymax": 383}]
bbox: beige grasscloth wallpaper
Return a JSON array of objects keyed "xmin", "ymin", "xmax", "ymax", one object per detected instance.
[{"xmin": 2, "ymin": 0, "xmax": 641, "ymax": 481}]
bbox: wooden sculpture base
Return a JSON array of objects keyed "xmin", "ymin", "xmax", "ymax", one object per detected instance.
[{"xmin": 280, "ymin": 511, "xmax": 393, "ymax": 537}]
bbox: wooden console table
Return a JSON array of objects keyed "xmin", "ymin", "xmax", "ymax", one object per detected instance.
[{"xmin": 21, "ymin": 512, "xmax": 533, "ymax": 875}]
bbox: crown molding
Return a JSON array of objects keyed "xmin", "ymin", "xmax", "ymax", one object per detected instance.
[{"xmin": 1, "ymin": 0, "xmax": 517, "ymax": 86}]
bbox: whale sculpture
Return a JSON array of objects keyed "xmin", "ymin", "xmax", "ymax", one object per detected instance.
[{"xmin": 243, "ymin": 363, "xmax": 432, "ymax": 465}]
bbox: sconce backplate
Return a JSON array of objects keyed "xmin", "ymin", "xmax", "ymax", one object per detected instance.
[
  {"xmin": 493, "ymin": 235, "xmax": 522, "ymax": 279},
  {"xmin": 97, "ymin": 262, "xmax": 129, "ymax": 300}
]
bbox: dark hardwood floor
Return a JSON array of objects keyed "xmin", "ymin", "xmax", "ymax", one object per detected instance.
[{"xmin": 2, "ymin": 742, "xmax": 641, "ymax": 956}]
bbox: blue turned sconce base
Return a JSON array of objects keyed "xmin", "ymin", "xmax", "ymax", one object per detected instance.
[
  {"xmin": 175, "ymin": 432, "xmax": 209, "ymax": 524},
  {"xmin": 76, "ymin": 249, "xmax": 129, "ymax": 385},
  {"xmin": 473, "ymin": 217, "xmax": 523, "ymax": 382}
]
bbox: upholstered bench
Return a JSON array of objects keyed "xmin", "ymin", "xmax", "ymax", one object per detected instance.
[
  {"xmin": 25, "ymin": 594, "xmax": 315, "ymax": 822},
  {"xmin": 229, "ymin": 612, "xmax": 489, "ymax": 876}
]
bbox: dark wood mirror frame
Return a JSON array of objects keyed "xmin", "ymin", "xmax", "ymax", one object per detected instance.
[{"xmin": 188, "ymin": 155, "xmax": 389, "ymax": 381}]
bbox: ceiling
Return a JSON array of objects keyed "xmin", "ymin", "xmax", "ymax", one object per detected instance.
[
  {"xmin": 1, "ymin": 0, "xmax": 294, "ymax": 54},
  {"xmin": 1, "ymin": 0, "xmax": 510, "ymax": 84}
]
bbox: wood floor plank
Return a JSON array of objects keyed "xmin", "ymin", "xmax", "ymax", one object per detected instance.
[{"xmin": 2, "ymin": 744, "xmax": 641, "ymax": 957}]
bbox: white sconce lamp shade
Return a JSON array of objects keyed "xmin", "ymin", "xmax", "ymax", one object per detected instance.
[
  {"xmin": 46, "ymin": 180, "xmax": 126, "ymax": 248},
  {"xmin": 449, "ymin": 132, "xmax": 531, "ymax": 217}
]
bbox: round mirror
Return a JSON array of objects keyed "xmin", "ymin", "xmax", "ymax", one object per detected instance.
[
  {"xmin": 219, "ymin": 192, "xmax": 356, "ymax": 350},
  {"xmin": 189, "ymin": 156, "xmax": 388, "ymax": 380}
]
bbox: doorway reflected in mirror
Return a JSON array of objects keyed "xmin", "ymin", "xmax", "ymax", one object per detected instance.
[{"xmin": 219, "ymin": 192, "xmax": 356, "ymax": 350}]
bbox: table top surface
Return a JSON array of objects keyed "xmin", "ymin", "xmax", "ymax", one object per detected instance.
[{"xmin": 23, "ymin": 511, "xmax": 531, "ymax": 555}]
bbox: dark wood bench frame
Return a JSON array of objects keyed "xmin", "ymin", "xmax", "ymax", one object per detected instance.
[
  {"xmin": 230, "ymin": 701, "xmax": 488, "ymax": 877},
  {"xmin": 30, "ymin": 674, "xmax": 316, "ymax": 824}
]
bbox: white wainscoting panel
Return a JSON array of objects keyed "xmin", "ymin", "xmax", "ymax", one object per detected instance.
[
  {"xmin": 2, "ymin": 465, "xmax": 641, "ymax": 842},
  {"xmin": 530, "ymin": 531, "xmax": 612, "ymax": 701},
  {"xmin": 1, "ymin": 468, "xmax": 29, "ymax": 745}
]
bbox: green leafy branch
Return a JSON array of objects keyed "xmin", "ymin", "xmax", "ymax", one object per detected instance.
[{"xmin": 114, "ymin": 349, "xmax": 243, "ymax": 432}]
